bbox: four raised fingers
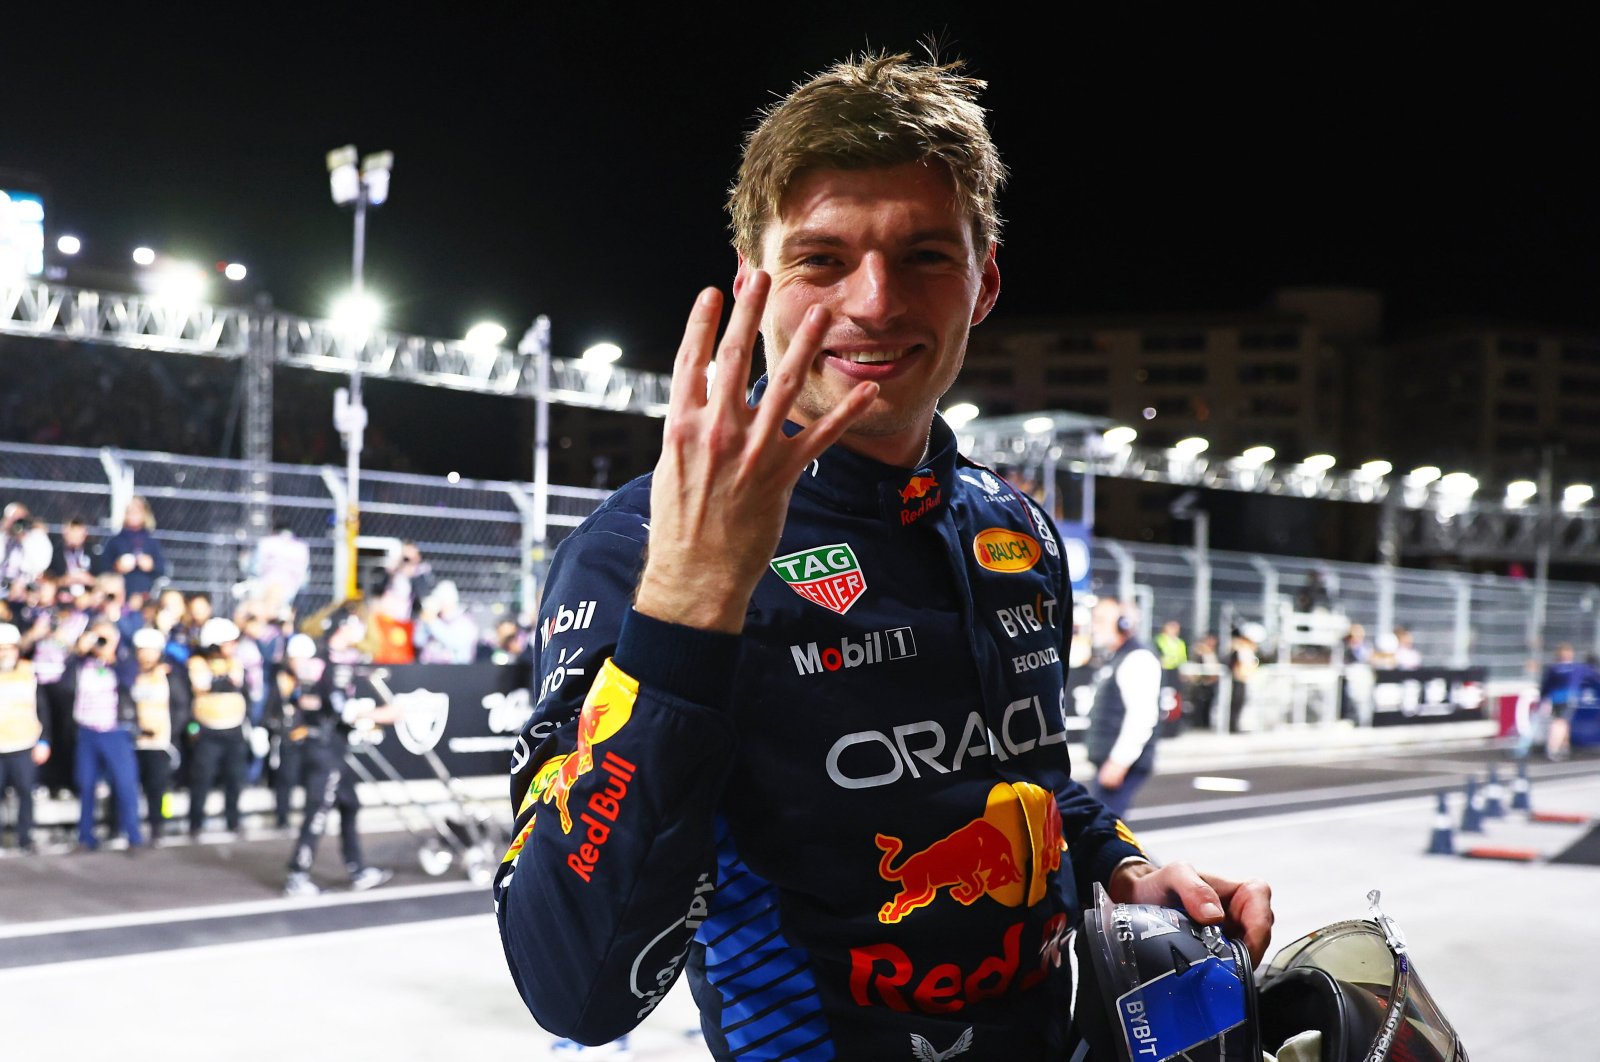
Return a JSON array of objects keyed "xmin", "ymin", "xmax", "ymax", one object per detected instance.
[{"xmin": 668, "ymin": 287, "xmax": 724, "ymax": 417}]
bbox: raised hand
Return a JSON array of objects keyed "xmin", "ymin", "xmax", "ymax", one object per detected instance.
[{"xmin": 633, "ymin": 271, "xmax": 877, "ymax": 633}]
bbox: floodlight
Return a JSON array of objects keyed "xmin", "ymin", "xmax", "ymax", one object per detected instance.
[
  {"xmin": 331, "ymin": 290, "xmax": 382, "ymax": 335},
  {"xmin": 1172, "ymin": 436, "xmax": 1209, "ymax": 457},
  {"xmin": 581, "ymin": 342, "xmax": 623, "ymax": 366},
  {"xmin": 150, "ymin": 261, "xmax": 208, "ymax": 307},
  {"xmin": 1023, "ymin": 415, "xmax": 1055, "ymax": 434},
  {"xmin": 1301, "ymin": 453, "xmax": 1337, "ymax": 473},
  {"xmin": 464, "ymin": 322, "xmax": 508, "ymax": 352},
  {"xmin": 943, "ymin": 402, "xmax": 981, "ymax": 428},
  {"xmin": 57, "ymin": 235, "xmax": 81, "ymax": 256},
  {"xmin": 224, "ymin": 262, "xmax": 247, "ymax": 281},
  {"xmin": 326, "ymin": 145, "xmax": 360, "ymax": 205},
  {"xmin": 1359, "ymin": 460, "xmax": 1393, "ymax": 478},
  {"xmin": 1102, "ymin": 425, "xmax": 1137, "ymax": 448},
  {"xmin": 1505, "ymin": 480, "xmax": 1537, "ymax": 505},
  {"xmin": 361, "ymin": 151, "xmax": 395, "ymax": 206},
  {"xmin": 132, "ymin": 246, "xmax": 156, "ymax": 266},
  {"xmin": 1563, "ymin": 484, "xmax": 1594, "ymax": 511},
  {"xmin": 1407, "ymin": 466, "xmax": 1441, "ymax": 486},
  {"xmin": 1437, "ymin": 472, "xmax": 1478, "ymax": 495},
  {"xmin": 1238, "ymin": 445, "xmax": 1275, "ymax": 467}
]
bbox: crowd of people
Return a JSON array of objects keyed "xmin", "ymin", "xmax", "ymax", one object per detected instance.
[{"xmin": 0, "ymin": 496, "xmax": 532, "ymax": 858}]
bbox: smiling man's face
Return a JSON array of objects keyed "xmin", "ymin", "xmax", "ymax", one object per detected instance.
[{"xmin": 740, "ymin": 160, "xmax": 1000, "ymax": 468}]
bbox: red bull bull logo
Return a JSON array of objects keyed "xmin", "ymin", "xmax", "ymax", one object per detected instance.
[
  {"xmin": 873, "ymin": 782, "xmax": 1062, "ymax": 924},
  {"xmin": 899, "ymin": 474, "xmax": 938, "ymax": 504},
  {"xmin": 510, "ymin": 660, "xmax": 639, "ymax": 879}
]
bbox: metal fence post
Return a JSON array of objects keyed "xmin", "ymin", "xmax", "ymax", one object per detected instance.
[
  {"xmin": 1101, "ymin": 539, "xmax": 1136, "ymax": 613},
  {"xmin": 1249, "ymin": 556, "xmax": 1279, "ymax": 636},
  {"xmin": 1448, "ymin": 573, "xmax": 1472, "ymax": 669},
  {"xmin": 1373, "ymin": 564, "xmax": 1395, "ymax": 641},
  {"xmin": 505, "ymin": 484, "xmax": 538, "ymax": 619},
  {"xmin": 320, "ymin": 467, "xmax": 349, "ymax": 603},
  {"xmin": 98, "ymin": 448, "xmax": 132, "ymax": 527}
]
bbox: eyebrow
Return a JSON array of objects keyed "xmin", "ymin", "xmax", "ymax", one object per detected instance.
[{"xmin": 778, "ymin": 227, "xmax": 969, "ymax": 256}]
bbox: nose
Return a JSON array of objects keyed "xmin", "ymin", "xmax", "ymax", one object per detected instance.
[{"xmin": 839, "ymin": 252, "xmax": 906, "ymax": 328}]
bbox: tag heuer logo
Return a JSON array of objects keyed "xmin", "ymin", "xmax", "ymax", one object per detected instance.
[{"xmin": 770, "ymin": 543, "xmax": 866, "ymax": 614}]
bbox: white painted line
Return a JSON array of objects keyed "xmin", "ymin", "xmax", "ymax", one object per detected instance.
[
  {"xmin": 0, "ymin": 879, "xmax": 484, "ymax": 940},
  {"xmin": 0, "ymin": 914, "xmax": 493, "ymax": 981},
  {"xmin": 1192, "ymin": 776, "xmax": 1252, "ymax": 793}
]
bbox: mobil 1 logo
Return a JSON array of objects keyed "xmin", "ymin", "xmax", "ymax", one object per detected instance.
[{"xmin": 791, "ymin": 627, "xmax": 917, "ymax": 676}]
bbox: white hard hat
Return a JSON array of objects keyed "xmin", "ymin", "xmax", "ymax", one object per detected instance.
[
  {"xmin": 200, "ymin": 617, "xmax": 242, "ymax": 648},
  {"xmin": 286, "ymin": 633, "xmax": 317, "ymax": 660},
  {"xmin": 0, "ymin": 623, "xmax": 19, "ymax": 647},
  {"xmin": 132, "ymin": 627, "xmax": 166, "ymax": 651},
  {"xmin": 1240, "ymin": 622, "xmax": 1268, "ymax": 644}
]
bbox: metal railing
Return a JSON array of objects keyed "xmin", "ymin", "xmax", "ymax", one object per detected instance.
[{"xmin": 5, "ymin": 437, "xmax": 1595, "ymax": 678}]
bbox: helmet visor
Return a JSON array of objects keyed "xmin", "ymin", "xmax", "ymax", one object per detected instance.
[{"xmin": 1262, "ymin": 915, "xmax": 1468, "ymax": 1062}]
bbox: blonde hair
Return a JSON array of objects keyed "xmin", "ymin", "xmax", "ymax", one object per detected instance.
[{"xmin": 728, "ymin": 50, "xmax": 1006, "ymax": 264}]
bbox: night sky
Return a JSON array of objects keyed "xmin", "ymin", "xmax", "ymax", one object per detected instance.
[{"xmin": 2, "ymin": 7, "xmax": 1594, "ymax": 481}]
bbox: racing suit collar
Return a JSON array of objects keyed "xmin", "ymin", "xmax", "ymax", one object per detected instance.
[{"xmin": 749, "ymin": 376, "xmax": 958, "ymax": 527}]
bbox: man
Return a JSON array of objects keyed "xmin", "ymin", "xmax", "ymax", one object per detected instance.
[
  {"xmin": 282, "ymin": 615, "xmax": 396, "ymax": 896},
  {"xmin": 63, "ymin": 620, "xmax": 143, "ymax": 849},
  {"xmin": 495, "ymin": 52, "xmax": 1270, "ymax": 1058},
  {"xmin": 1537, "ymin": 643, "xmax": 1598, "ymax": 762},
  {"xmin": 1085, "ymin": 599, "xmax": 1162, "ymax": 819},
  {"xmin": 46, "ymin": 517, "xmax": 97, "ymax": 592},
  {"xmin": 0, "ymin": 622, "xmax": 51, "ymax": 852}
]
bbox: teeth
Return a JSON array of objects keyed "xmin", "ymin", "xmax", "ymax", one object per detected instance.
[{"xmin": 832, "ymin": 349, "xmax": 908, "ymax": 364}]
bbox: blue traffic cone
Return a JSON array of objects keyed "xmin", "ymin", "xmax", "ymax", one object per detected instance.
[
  {"xmin": 1427, "ymin": 792, "xmax": 1455, "ymax": 855},
  {"xmin": 1483, "ymin": 766, "xmax": 1507, "ymax": 819},
  {"xmin": 1460, "ymin": 777, "xmax": 1485, "ymax": 834},
  {"xmin": 1510, "ymin": 761, "xmax": 1532, "ymax": 813}
]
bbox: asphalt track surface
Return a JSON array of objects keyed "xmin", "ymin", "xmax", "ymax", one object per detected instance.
[{"xmin": 2, "ymin": 739, "xmax": 1596, "ymax": 1060}]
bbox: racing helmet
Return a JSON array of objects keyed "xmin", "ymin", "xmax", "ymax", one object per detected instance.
[
  {"xmin": 1073, "ymin": 882, "xmax": 1260, "ymax": 1062},
  {"xmin": 1256, "ymin": 890, "xmax": 1469, "ymax": 1062}
]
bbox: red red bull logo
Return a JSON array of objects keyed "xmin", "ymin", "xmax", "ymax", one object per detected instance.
[{"xmin": 873, "ymin": 783, "xmax": 1062, "ymax": 924}]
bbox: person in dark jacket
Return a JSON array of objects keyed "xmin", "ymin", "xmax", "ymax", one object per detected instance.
[
  {"xmin": 1085, "ymin": 598, "xmax": 1163, "ymax": 820},
  {"xmin": 97, "ymin": 496, "xmax": 166, "ymax": 602},
  {"xmin": 493, "ymin": 51, "xmax": 1273, "ymax": 1060}
]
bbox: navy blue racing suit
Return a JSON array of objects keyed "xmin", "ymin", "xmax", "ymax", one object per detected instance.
[{"xmin": 494, "ymin": 394, "xmax": 1146, "ymax": 1060}]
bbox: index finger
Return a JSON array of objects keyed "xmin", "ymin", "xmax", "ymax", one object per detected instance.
[{"xmin": 667, "ymin": 287, "xmax": 724, "ymax": 417}]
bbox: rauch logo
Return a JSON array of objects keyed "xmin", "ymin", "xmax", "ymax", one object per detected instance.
[
  {"xmin": 972, "ymin": 529, "xmax": 1040, "ymax": 573},
  {"xmin": 771, "ymin": 543, "xmax": 866, "ymax": 615}
]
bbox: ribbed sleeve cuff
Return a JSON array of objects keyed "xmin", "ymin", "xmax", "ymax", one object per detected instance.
[{"xmin": 611, "ymin": 608, "xmax": 742, "ymax": 711}]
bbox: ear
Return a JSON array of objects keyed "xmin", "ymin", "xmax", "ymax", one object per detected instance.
[
  {"xmin": 733, "ymin": 253, "xmax": 753, "ymax": 299},
  {"xmin": 971, "ymin": 243, "xmax": 1001, "ymax": 326}
]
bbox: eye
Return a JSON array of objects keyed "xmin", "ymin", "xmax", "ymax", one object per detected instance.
[{"xmin": 909, "ymin": 247, "xmax": 956, "ymax": 265}]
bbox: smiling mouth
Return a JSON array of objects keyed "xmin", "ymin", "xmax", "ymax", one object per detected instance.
[{"xmin": 824, "ymin": 347, "xmax": 919, "ymax": 364}]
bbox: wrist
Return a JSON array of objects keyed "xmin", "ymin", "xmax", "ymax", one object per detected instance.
[
  {"xmin": 634, "ymin": 564, "xmax": 750, "ymax": 634},
  {"xmin": 1106, "ymin": 857, "xmax": 1157, "ymax": 902}
]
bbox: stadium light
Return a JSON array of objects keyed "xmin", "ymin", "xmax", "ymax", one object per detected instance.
[
  {"xmin": 1237, "ymin": 445, "xmax": 1275, "ymax": 467},
  {"xmin": 331, "ymin": 291, "xmax": 382, "ymax": 336},
  {"xmin": 1301, "ymin": 453, "xmax": 1337, "ymax": 474},
  {"xmin": 1563, "ymin": 484, "xmax": 1594, "ymax": 512},
  {"xmin": 943, "ymin": 402, "xmax": 981, "ymax": 428},
  {"xmin": 223, "ymin": 262, "xmax": 247, "ymax": 281},
  {"xmin": 57, "ymin": 235, "xmax": 81, "ymax": 256},
  {"xmin": 1359, "ymin": 459, "xmax": 1393, "ymax": 478},
  {"xmin": 1437, "ymin": 472, "xmax": 1478, "ymax": 495},
  {"xmin": 325, "ymin": 142, "xmax": 394, "ymax": 601},
  {"xmin": 580, "ymin": 342, "xmax": 623, "ymax": 366},
  {"xmin": 1023, "ymin": 415, "xmax": 1055, "ymax": 434},
  {"xmin": 132, "ymin": 246, "xmax": 155, "ymax": 267},
  {"xmin": 1505, "ymin": 480, "xmax": 1537, "ymax": 508},
  {"xmin": 464, "ymin": 322, "xmax": 508, "ymax": 352},
  {"xmin": 150, "ymin": 261, "xmax": 208, "ymax": 307},
  {"xmin": 1172, "ymin": 436, "xmax": 1209, "ymax": 458},
  {"xmin": 1101, "ymin": 425, "xmax": 1137, "ymax": 448},
  {"xmin": 1407, "ymin": 465, "xmax": 1441, "ymax": 486},
  {"xmin": 1141, "ymin": 406, "xmax": 1156, "ymax": 420}
]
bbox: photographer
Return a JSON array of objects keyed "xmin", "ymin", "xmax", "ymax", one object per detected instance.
[
  {"xmin": 129, "ymin": 627, "xmax": 189, "ymax": 842},
  {"xmin": 97, "ymin": 496, "xmax": 166, "ymax": 601},
  {"xmin": 283, "ymin": 613, "xmax": 397, "ymax": 896},
  {"xmin": 61, "ymin": 620, "xmax": 143, "ymax": 849}
]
